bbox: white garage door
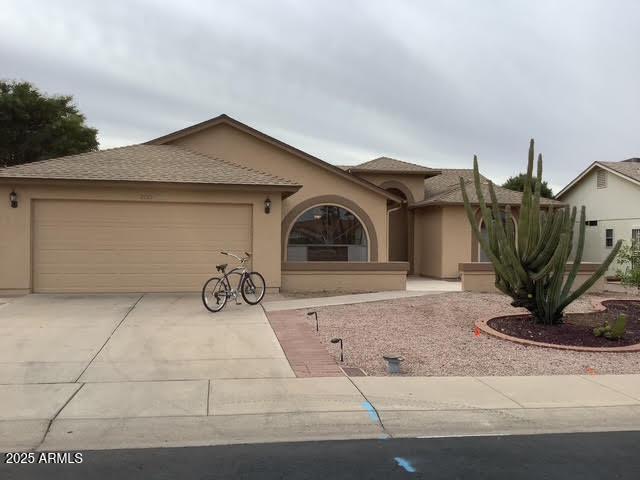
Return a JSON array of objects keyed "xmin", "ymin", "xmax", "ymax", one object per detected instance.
[{"xmin": 32, "ymin": 200, "xmax": 252, "ymax": 293}]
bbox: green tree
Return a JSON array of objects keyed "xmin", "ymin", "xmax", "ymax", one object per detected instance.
[
  {"xmin": 0, "ymin": 80, "xmax": 98, "ymax": 167},
  {"xmin": 502, "ymin": 173, "xmax": 554, "ymax": 198},
  {"xmin": 616, "ymin": 240, "xmax": 640, "ymax": 293}
]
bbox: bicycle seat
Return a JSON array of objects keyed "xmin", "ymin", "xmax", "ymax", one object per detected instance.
[{"xmin": 216, "ymin": 263, "xmax": 227, "ymax": 273}]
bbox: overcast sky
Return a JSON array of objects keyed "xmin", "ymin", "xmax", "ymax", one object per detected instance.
[{"xmin": 2, "ymin": 0, "xmax": 639, "ymax": 191}]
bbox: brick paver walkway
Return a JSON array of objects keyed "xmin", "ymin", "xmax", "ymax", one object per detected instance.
[{"xmin": 265, "ymin": 309, "xmax": 343, "ymax": 377}]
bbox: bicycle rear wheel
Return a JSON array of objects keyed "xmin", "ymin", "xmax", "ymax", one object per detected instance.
[
  {"xmin": 202, "ymin": 277, "xmax": 228, "ymax": 312},
  {"xmin": 240, "ymin": 272, "xmax": 266, "ymax": 305}
]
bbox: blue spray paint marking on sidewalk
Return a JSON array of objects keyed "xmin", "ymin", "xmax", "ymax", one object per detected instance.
[
  {"xmin": 394, "ymin": 457, "xmax": 417, "ymax": 473},
  {"xmin": 360, "ymin": 401, "xmax": 379, "ymax": 423}
]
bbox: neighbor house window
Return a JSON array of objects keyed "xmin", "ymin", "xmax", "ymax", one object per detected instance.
[
  {"xmin": 605, "ymin": 228, "xmax": 614, "ymax": 248},
  {"xmin": 287, "ymin": 205, "xmax": 368, "ymax": 261},
  {"xmin": 632, "ymin": 228, "xmax": 640, "ymax": 247}
]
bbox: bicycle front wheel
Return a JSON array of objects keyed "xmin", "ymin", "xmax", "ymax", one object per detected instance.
[
  {"xmin": 202, "ymin": 277, "xmax": 228, "ymax": 312},
  {"xmin": 241, "ymin": 272, "xmax": 266, "ymax": 305}
]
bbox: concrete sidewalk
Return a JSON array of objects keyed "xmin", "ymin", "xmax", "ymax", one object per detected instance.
[
  {"xmin": 262, "ymin": 290, "xmax": 432, "ymax": 312},
  {"xmin": 3, "ymin": 374, "xmax": 640, "ymax": 451},
  {"xmin": 262, "ymin": 277, "xmax": 460, "ymax": 311}
]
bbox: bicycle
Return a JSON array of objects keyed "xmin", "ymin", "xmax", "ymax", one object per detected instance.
[{"xmin": 201, "ymin": 251, "xmax": 266, "ymax": 312}]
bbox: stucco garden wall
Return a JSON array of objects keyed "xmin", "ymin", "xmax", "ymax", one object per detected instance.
[
  {"xmin": 281, "ymin": 262, "xmax": 408, "ymax": 292},
  {"xmin": 459, "ymin": 262, "xmax": 605, "ymax": 293}
]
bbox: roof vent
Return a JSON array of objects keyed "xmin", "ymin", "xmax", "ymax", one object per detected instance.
[
  {"xmin": 622, "ymin": 158, "xmax": 640, "ymax": 163},
  {"xmin": 597, "ymin": 170, "xmax": 608, "ymax": 189}
]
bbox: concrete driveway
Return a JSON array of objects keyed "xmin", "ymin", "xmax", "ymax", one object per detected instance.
[{"xmin": 0, "ymin": 294, "xmax": 294, "ymax": 384}]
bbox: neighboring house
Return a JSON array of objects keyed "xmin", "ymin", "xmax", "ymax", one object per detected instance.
[
  {"xmin": 0, "ymin": 114, "xmax": 552, "ymax": 294},
  {"xmin": 556, "ymin": 158, "xmax": 640, "ymax": 276}
]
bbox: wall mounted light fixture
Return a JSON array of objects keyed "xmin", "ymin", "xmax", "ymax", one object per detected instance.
[
  {"xmin": 9, "ymin": 190, "xmax": 17, "ymax": 208},
  {"xmin": 264, "ymin": 198, "xmax": 272, "ymax": 214}
]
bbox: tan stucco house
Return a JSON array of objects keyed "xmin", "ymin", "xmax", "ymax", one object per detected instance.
[
  {"xmin": 556, "ymin": 158, "xmax": 640, "ymax": 276},
  {"xmin": 0, "ymin": 114, "xmax": 551, "ymax": 294}
]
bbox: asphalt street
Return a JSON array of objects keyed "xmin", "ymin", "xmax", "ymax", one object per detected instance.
[{"xmin": 3, "ymin": 431, "xmax": 639, "ymax": 479}]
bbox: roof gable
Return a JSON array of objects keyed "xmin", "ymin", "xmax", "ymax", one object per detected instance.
[
  {"xmin": 146, "ymin": 114, "xmax": 402, "ymax": 202},
  {"xmin": 423, "ymin": 168, "xmax": 488, "ymax": 199},
  {"xmin": 556, "ymin": 161, "xmax": 640, "ymax": 198},
  {"xmin": 348, "ymin": 157, "xmax": 437, "ymax": 175}
]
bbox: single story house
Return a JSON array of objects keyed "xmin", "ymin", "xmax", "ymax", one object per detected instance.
[
  {"xmin": 0, "ymin": 114, "xmax": 554, "ymax": 294},
  {"xmin": 556, "ymin": 157, "xmax": 640, "ymax": 276}
]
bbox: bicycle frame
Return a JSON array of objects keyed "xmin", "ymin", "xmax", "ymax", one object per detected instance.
[
  {"xmin": 219, "ymin": 268, "xmax": 250, "ymax": 297},
  {"xmin": 217, "ymin": 252, "xmax": 256, "ymax": 302}
]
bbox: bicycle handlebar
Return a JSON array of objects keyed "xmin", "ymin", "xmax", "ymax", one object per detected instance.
[{"xmin": 220, "ymin": 251, "xmax": 251, "ymax": 263}]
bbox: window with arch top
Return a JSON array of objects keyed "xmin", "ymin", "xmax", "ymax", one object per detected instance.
[{"xmin": 287, "ymin": 205, "xmax": 368, "ymax": 261}]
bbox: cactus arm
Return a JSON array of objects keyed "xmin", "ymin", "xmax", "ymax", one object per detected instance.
[
  {"xmin": 504, "ymin": 205, "xmax": 515, "ymax": 245},
  {"xmin": 535, "ymin": 275, "xmax": 547, "ymax": 320},
  {"xmin": 524, "ymin": 153, "xmax": 544, "ymax": 261},
  {"xmin": 557, "ymin": 239, "xmax": 623, "ymax": 312},
  {"xmin": 530, "ymin": 231, "xmax": 569, "ymax": 282},
  {"xmin": 528, "ymin": 206, "xmax": 556, "ymax": 262},
  {"xmin": 472, "ymin": 156, "xmax": 495, "ymax": 238},
  {"xmin": 460, "ymin": 178, "xmax": 520, "ymax": 289},
  {"xmin": 494, "ymin": 218, "xmax": 530, "ymax": 285},
  {"xmin": 560, "ymin": 206, "xmax": 586, "ymax": 297},
  {"xmin": 528, "ymin": 209, "xmax": 566, "ymax": 271},
  {"xmin": 547, "ymin": 232, "xmax": 572, "ymax": 323},
  {"xmin": 485, "ymin": 182, "xmax": 530, "ymax": 285},
  {"xmin": 517, "ymin": 140, "xmax": 535, "ymax": 257},
  {"xmin": 488, "ymin": 181, "xmax": 504, "ymax": 231},
  {"xmin": 566, "ymin": 206, "xmax": 577, "ymax": 245}
]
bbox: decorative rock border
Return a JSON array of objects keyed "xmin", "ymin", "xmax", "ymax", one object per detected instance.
[{"xmin": 475, "ymin": 298, "xmax": 640, "ymax": 352}]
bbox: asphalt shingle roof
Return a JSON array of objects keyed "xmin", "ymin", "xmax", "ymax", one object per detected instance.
[
  {"xmin": 0, "ymin": 144, "xmax": 300, "ymax": 188},
  {"xmin": 600, "ymin": 159, "xmax": 640, "ymax": 183},
  {"xmin": 348, "ymin": 157, "xmax": 436, "ymax": 174},
  {"xmin": 417, "ymin": 169, "xmax": 561, "ymax": 207},
  {"xmin": 423, "ymin": 168, "xmax": 488, "ymax": 199}
]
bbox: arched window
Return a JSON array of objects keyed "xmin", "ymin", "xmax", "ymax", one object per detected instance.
[{"xmin": 287, "ymin": 205, "xmax": 368, "ymax": 261}]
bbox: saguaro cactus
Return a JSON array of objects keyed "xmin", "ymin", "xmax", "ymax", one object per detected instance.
[{"xmin": 461, "ymin": 140, "xmax": 622, "ymax": 325}]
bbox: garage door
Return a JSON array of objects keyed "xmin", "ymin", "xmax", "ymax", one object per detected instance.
[{"xmin": 32, "ymin": 200, "xmax": 252, "ymax": 293}]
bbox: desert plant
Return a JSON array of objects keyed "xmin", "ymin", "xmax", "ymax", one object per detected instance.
[
  {"xmin": 615, "ymin": 241, "xmax": 640, "ymax": 293},
  {"xmin": 460, "ymin": 140, "xmax": 622, "ymax": 325},
  {"xmin": 593, "ymin": 314, "xmax": 628, "ymax": 340}
]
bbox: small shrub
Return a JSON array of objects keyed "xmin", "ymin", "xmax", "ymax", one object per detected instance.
[
  {"xmin": 616, "ymin": 241, "xmax": 640, "ymax": 293},
  {"xmin": 593, "ymin": 314, "xmax": 628, "ymax": 340}
]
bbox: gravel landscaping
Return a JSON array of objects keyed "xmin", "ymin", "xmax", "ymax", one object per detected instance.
[{"xmin": 299, "ymin": 292, "xmax": 640, "ymax": 376}]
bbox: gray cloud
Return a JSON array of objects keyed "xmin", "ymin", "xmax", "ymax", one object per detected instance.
[{"xmin": 2, "ymin": 0, "xmax": 639, "ymax": 191}]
